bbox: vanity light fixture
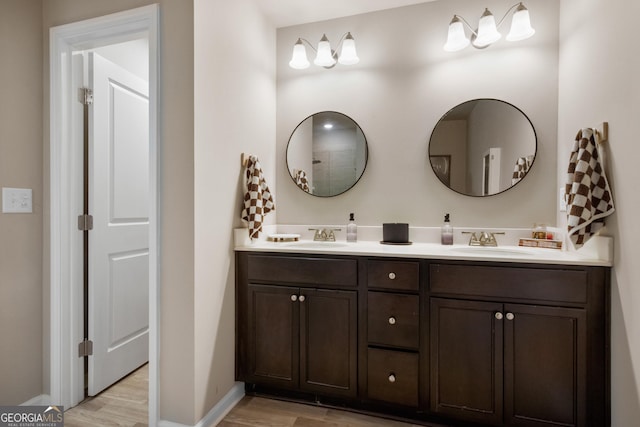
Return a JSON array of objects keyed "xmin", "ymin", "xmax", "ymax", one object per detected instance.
[
  {"xmin": 289, "ymin": 32, "xmax": 360, "ymax": 69},
  {"xmin": 443, "ymin": 2, "xmax": 535, "ymax": 52}
]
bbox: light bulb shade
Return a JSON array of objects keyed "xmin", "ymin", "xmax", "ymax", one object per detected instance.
[
  {"xmin": 338, "ymin": 32, "xmax": 359, "ymax": 65},
  {"xmin": 443, "ymin": 16, "xmax": 470, "ymax": 52},
  {"xmin": 314, "ymin": 34, "xmax": 336, "ymax": 67},
  {"xmin": 507, "ymin": 3, "xmax": 535, "ymax": 41},
  {"xmin": 473, "ymin": 8, "xmax": 502, "ymax": 47},
  {"xmin": 289, "ymin": 39, "xmax": 310, "ymax": 69}
]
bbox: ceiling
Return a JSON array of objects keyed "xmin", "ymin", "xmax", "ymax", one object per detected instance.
[{"xmin": 256, "ymin": 0, "xmax": 437, "ymax": 28}]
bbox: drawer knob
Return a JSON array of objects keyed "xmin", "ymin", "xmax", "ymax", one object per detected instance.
[
  {"xmin": 506, "ymin": 312, "xmax": 514, "ymax": 321},
  {"xmin": 388, "ymin": 374, "xmax": 396, "ymax": 383},
  {"xmin": 388, "ymin": 316, "xmax": 397, "ymax": 325},
  {"xmin": 388, "ymin": 272, "xmax": 396, "ymax": 280},
  {"xmin": 495, "ymin": 312, "xmax": 504, "ymax": 320},
  {"xmin": 299, "ymin": 295, "xmax": 306, "ymax": 302},
  {"xmin": 291, "ymin": 295, "xmax": 298, "ymax": 302}
]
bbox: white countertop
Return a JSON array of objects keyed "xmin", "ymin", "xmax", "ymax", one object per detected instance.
[{"xmin": 234, "ymin": 226, "xmax": 613, "ymax": 267}]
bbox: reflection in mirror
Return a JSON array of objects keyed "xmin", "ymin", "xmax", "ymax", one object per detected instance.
[
  {"xmin": 287, "ymin": 111, "xmax": 368, "ymax": 197},
  {"xmin": 428, "ymin": 99, "xmax": 537, "ymax": 197}
]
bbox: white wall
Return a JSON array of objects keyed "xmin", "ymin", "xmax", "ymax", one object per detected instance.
[
  {"xmin": 276, "ymin": 0, "xmax": 559, "ymax": 228},
  {"xmin": 0, "ymin": 0, "xmax": 43, "ymax": 405},
  {"xmin": 558, "ymin": 0, "xmax": 640, "ymax": 424},
  {"xmin": 194, "ymin": 0, "xmax": 276, "ymax": 421}
]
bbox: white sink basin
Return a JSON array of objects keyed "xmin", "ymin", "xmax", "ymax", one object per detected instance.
[
  {"xmin": 449, "ymin": 246, "xmax": 535, "ymax": 257},
  {"xmin": 284, "ymin": 241, "xmax": 349, "ymax": 249}
]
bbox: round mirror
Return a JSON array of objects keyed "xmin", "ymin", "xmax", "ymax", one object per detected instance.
[
  {"xmin": 286, "ymin": 111, "xmax": 368, "ymax": 197},
  {"xmin": 428, "ymin": 99, "xmax": 537, "ymax": 197}
]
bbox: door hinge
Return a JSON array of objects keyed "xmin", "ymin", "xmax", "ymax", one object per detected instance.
[
  {"xmin": 78, "ymin": 339, "xmax": 93, "ymax": 357},
  {"xmin": 77, "ymin": 214, "xmax": 94, "ymax": 231},
  {"xmin": 78, "ymin": 87, "xmax": 93, "ymax": 105}
]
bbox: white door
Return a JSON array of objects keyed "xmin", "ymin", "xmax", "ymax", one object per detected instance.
[
  {"xmin": 482, "ymin": 147, "xmax": 502, "ymax": 196},
  {"xmin": 88, "ymin": 52, "xmax": 149, "ymax": 396}
]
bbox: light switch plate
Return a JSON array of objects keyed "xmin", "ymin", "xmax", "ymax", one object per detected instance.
[
  {"xmin": 2, "ymin": 187, "xmax": 33, "ymax": 213},
  {"xmin": 559, "ymin": 186, "xmax": 567, "ymax": 212}
]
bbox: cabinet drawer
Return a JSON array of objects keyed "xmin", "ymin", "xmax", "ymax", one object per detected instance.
[
  {"xmin": 367, "ymin": 348, "xmax": 419, "ymax": 407},
  {"xmin": 368, "ymin": 260, "xmax": 419, "ymax": 291},
  {"xmin": 430, "ymin": 264, "xmax": 588, "ymax": 304},
  {"xmin": 368, "ymin": 292, "xmax": 419, "ymax": 349},
  {"xmin": 248, "ymin": 255, "xmax": 357, "ymax": 287}
]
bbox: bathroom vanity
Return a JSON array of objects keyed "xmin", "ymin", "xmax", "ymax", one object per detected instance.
[{"xmin": 235, "ymin": 242, "xmax": 610, "ymax": 427}]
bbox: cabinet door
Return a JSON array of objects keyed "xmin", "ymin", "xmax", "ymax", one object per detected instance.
[
  {"xmin": 247, "ymin": 284, "xmax": 299, "ymax": 389},
  {"xmin": 430, "ymin": 298, "xmax": 504, "ymax": 425},
  {"xmin": 300, "ymin": 289, "xmax": 358, "ymax": 397},
  {"xmin": 504, "ymin": 304, "xmax": 587, "ymax": 427}
]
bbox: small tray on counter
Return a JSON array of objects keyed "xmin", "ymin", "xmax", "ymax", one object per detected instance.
[
  {"xmin": 518, "ymin": 238, "xmax": 563, "ymax": 250},
  {"xmin": 267, "ymin": 233, "xmax": 300, "ymax": 243}
]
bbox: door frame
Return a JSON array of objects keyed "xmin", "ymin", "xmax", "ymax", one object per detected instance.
[{"xmin": 49, "ymin": 5, "xmax": 160, "ymax": 425}]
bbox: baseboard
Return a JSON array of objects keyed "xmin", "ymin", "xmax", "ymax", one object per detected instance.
[
  {"xmin": 21, "ymin": 395, "xmax": 51, "ymax": 406},
  {"xmin": 158, "ymin": 382, "xmax": 244, "ymax": 427}
]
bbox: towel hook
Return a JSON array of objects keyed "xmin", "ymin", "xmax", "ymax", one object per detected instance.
[
  {"xmin": 241, "ymin": 153, "xmax": 248, "ymax": 167},
  {"xmin": 596, "ymin": 122, "xmax": 608, "ymax": 145}
]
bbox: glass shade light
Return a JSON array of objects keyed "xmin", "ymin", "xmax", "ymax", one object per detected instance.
[
  {"xmin": 443, "ymin": 16, "xmax": 470, "ymax": 52},
  {"xmin": 338, "ymin": 32, "xmax": 360, "ymax": 65},
  {"xmin": 314, "ymin": 34, "xmax": 336, "ymax": 67},
  {"xmin": 473, "ymin": 8, "xmax": 502, "ymax": 47},
  {"xmin": 289, "ymin": 39, "xmax": 310, "ymax": 69},
  {"xmin": 506, "ymin": 3, "xmax": 535, "ymax": 41}
]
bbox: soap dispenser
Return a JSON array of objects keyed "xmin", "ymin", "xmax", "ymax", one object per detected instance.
[
  {"xmin": 347, "ymin": 213, "xmax": 357, "ymax": 242},
  {"xmin": 441, "ymin": 213, "xmax": 453, "ymax": 245}
]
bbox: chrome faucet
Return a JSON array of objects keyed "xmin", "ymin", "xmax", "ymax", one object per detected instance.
[
  {"xmin": 309, "ymin": 228, "xmax": 342, "ymax": 242},
  {"xmin": 462, "ymin": 231, "xmax": 505, "ymax": 247}
]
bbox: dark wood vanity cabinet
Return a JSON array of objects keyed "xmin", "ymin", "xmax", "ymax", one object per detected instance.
[
  {"xmin": 236, "ymin": 252, "xmax": 610, "ymax": 427},
  {"xmin": 237, "ymin": 253, "xmax": 358, "ymax": 398},
  {"xmin": 431, "ymin": 298, "xmax": 587, "ymax": 426},
  {"xmin": 429, "ymin": 263, "xmax": 607, "ymax": 427},
  {"xmin": 365, "ymin": 260, "xmax": 421, "ymax": 408}
]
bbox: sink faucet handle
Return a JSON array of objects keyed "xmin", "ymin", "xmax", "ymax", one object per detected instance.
[
  {"xmin": 479, "ymin": 231, "xmax": 505, "ymax": 246},
  {"xmin": 309, "ymin": 228, "xmax": 325, "ymax": 241},
  {"xmin": 488, "ymin": 231, "xmax": 505, "ymax": 245},
  {"xmin": 326, "ymin": 228, "xmax": 342, "ymax": 241},
  {"xmin": 462, "ymin": 231, "xmax": 480, "ymax": 245}
]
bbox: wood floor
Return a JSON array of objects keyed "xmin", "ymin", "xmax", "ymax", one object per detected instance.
[
  {"xmin": 219, "ymin": 396, "xmax": 423, "ymax": 427},
  {"xmin": 64, "ymin": 365, "xmax": 424, "ymax": 426},
  {"xmin": 64, "ymin": 364, "xmax": 148, "ymax": 427}
]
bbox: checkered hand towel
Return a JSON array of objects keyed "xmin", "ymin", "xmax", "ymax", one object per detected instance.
[
  {"xmin": 511, "ymin": 155, "xmax": 534, "ymax": 185},
  {"xmin": 565, "ymin": 128, "xmax": 614, "ymax": 248},
  {"xmin": 242, "ymin": 155, "xmax": 275, "ymax": 239},
  {"xmin": 294, "ymin": 169, "xmax": 310, "ymax": 193}
]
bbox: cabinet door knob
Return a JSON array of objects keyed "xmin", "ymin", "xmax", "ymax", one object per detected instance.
[
  {"xmin": 506, "ymin": 312, "xmax": 514, "ymax": 321},
  {"xmin": 495, "ymin": 312, "xmax": 504, "ymax": 320},
  {"xmin": 388, "ymin": 272, "xmax": 396, "ymax": 280},
  {"xmin": 388, "ymin": 373, "xmax": 396, "ymax": 383},
  {"xmin": 388, "ymin": 316, "xmax": 396, "ymax": 325},
  {"xmin": 298, "ymin": 295, "xmax": 306, "ymax": 302},
  {"xmin": 291, "ymin": 295, "xmax": 298, "ymax": 302}
]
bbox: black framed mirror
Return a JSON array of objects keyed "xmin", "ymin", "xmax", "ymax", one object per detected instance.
[
  {"xmin": 286, "ymin": 111, "xmax": 368, "ymax": 197},
  {"xmin": 428, "ymin": 99, "xmax": 537, "ymax": 197}
]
